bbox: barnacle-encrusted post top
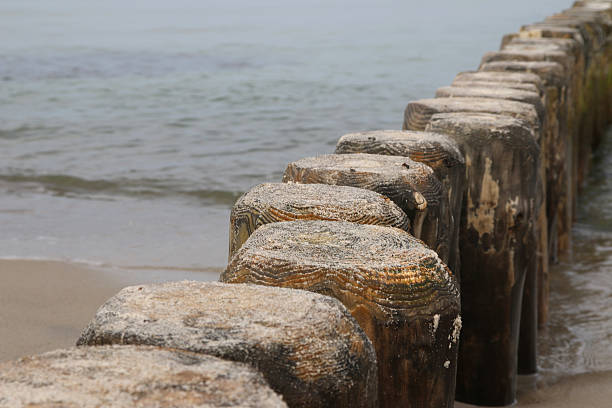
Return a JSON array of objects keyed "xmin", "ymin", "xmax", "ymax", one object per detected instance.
[
  {"xmin": 223, "ymin": 220, "xmax": 459, "ymax": 318},
  {"xmin": 0, "ymin": 346, "xmax": 286, "ymax": 408},
  {"xmin": 78, "ymin": 281, "xmax": 378, "ymax": 408},
  {"xmin": 229, "ymin": 182, "xmax": 410, "ymax": 258}
]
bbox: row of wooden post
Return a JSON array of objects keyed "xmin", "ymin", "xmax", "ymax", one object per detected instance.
[
  {"xmin": 221, "ymin": 1, "xmax": 612, "ymax": 406},
  {"xmin": 2, "ymin": 1, "xmax": 611, "ymax": 407}
]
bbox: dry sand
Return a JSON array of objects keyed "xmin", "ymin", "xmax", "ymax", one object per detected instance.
[
  {"xmin": 1, "ymin": 259, "xmax": 611, "ymax": 407},
  {"xmin": 0, "ymin": 259, "xmax": 218, "ymax": 362},
  {"xmin": 0, "ymin": 260, "xmax": 135, "ymax": 361}
]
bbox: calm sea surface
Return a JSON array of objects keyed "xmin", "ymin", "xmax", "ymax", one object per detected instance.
[{"xmin": 1, "ymin": 0, "xmax": 611, "ymax": 381}]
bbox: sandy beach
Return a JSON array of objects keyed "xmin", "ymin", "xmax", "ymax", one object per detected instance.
[
  {"xmin": 0, "ymin": 258, "xmax": 610, "ymax": 407},
  {"xmin": 0, "ymin": 259, "xmax": 219, "ymax": 362}
]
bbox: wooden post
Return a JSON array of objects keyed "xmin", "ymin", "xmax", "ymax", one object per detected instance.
[
  {"xmin": 553, "ymin": 6, "xmax": 612, "ymax": 144},
  {"xmin": 334, "ymin": 130, "xmax": 465, "ymax": 280},
  {"xmin": 530, "ymin": 16, "xmax": 609, "ymax": 142},
  {"xmin": 0, "ymin": 346, "xmax": 287, "ymax": 407},
  {"xmin": 506, "ymin": 28, "xmax": 589, "ymax": 327},
  {"xmin": 78, "ymin": 282, "xmax": 378, "ymax": 408},
  {"xmin": 453, "ymin": 70, "xmax": 545, "ymax": 90},
  {"xmin": 402, "ymin": 97, "xmax": 541, "ymax": 132},
  {"xmin": 229, "ymin": 182, "xmax": 409, "ymax": 260},
  {"xmin": 431, "ymin": 84, "xmax": 548, "ymax": 374},
  {"xmin": 435, "ymin": 86, "xmax": 545, "ymax": 120},
  {"xmin": 450, "ymin": 79, "xmax": 541, "ymax": 93},
  {"xmin": 425, "ymin": 112, "xmax": 539, "ymax": 406},
  {"xmin": 221, "ymin": 220, "xmax": 461, "ymax": 408},
  {"xmin": 501, "ymin": 36, "xmax": 587, "ymax": 209},
  {"xmin": 282, "ymin": 153, "xmax": 445, "ymax": 259},
  {"xmin": 479, "ymin": 60, "xmax": 573, "ymax": 258}
]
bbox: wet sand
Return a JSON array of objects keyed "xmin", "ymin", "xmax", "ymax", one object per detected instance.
[{"xmin": 1, "ymin": 259, "xmax": 611, "ymax": 407}]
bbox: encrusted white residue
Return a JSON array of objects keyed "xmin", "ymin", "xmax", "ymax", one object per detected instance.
[
  {"xmin": 447, "ymin": 315, "xmax": 462, "ymax": 348},
  {"xmin": 466, "ymin": 157, "xmax": 499, "ymax": 240},
  {"xmin": 444, "ymin": 361, "xmax": 450, "ymax": 368},
  {"xmin": 432, "ymin": 314, "xmax": 440, "ymax": 336}
]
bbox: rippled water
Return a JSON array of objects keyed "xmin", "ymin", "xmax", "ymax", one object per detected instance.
[
  {"xmin": 536, "ymin": 128, "xmax": 612, "ymax": 381},
  {"xmin": 0, "ymin": 0, "xmax": 575, "ymax": 270}
]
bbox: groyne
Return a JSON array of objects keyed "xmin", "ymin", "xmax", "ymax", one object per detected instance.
[{"xmin": 1, "ymin": 1, "xmax": 611, "ymax": 407}]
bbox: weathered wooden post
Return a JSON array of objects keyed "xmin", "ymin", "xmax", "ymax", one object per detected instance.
[
  {"xmin": 452, "ymin": 70, "xmax": 545, "ymax": 92},
  {"xmin": 425, "ymin": 112, "xmax": 539, "ymax": 406},
  {"xmin": 228, "ymin": 182, "xmax": 409, "ymax": 260},
  {"xmin": 402, "ymin": 97, "xmax": 541, "ymax": 132},
  {"xmin": 435, "ymin": 86, "xmax": 545, "ymax": 120},
  {"xmin": 334, "ymin": 130, "xmax": 465, "ymax": 279},
  {"xmin": 479, "ymin": 60, "xmax": 573, "ymax": 259},
  {"xmin": 506, "ymin": 26, "xmax": 588, "ymax": 326},
  {"xmin": 554, "ymin": 4, "xmax": 612, "ymax": 145},
  {"xmin": 531, "ymin": 16, "xmax": 609, "ymax": 142},
  {"xmin": 282, "ymin": 153, "xmax": 445, "ymax": 258},
  {"xmin": 515, "ymin": 20, "xmax": 608, "ymax": 189},
  {"xmin": 430, "ymin": 84, "xmax": 548, "ymax": 375},
  {"xmin": 0, "ymin": 346, "xmax": 287, "ymax": 407},
  {"xmin": 78, "ymin": 282, "xmax": 378, "ymax": 408},
  {"xmin": 221, "ymin": 220, "xmax": 461, "ymax": 408},
  {"xmin": 499, "ymin": 36, "xmax": 587, "ymax": 228}
]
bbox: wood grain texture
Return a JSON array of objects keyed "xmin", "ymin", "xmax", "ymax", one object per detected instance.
[
  {"xmin": 229, "ymin": 182, "xmax": 409, "ymax": 259},
  {"xmin": 78, "ymin": 282, "xmax": 377, "ymax": 408},
  {"xmin": 282, "ymin": 153, "xmax": 444, "ymax": 255},
  {"xmin": 425, "ymin": 113, "xmax": 539, "ymax": 406},
  {"xmin": 221, "ymin": 220, "xmax": 461, "ymax": 408},
  {"xmin": 0, "ymin": 346, "xmax": 287, "ymax": 408},
  {"xmin": 335, "ymin": 130, "xmax": 465, "ymax": 279}
]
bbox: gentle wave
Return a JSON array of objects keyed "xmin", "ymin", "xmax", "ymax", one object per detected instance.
[
  {"xmin": 0, "ymin": 172, "xmax": 243, "ymax": 206},
  {"xmin": 0, "ymin": 51, "xmax": 257, "ymax": 81},
  {"xmin": 0, "ymin": 255, "xmax": 224, "ymax": 276}
]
